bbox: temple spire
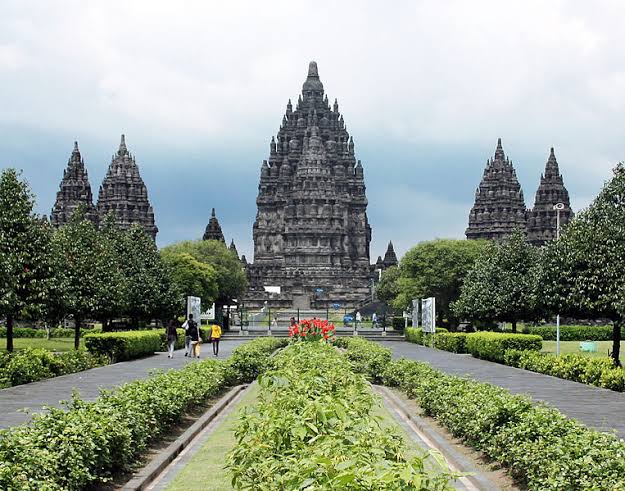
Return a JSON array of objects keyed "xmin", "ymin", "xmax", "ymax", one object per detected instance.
[
  {"xmin": 302, "ymin": 60, "xmax": 324, "ymax": 95},
  {"xmin": 203, "ymin": 208, "xmax": 225, "ymax": 243},
  {"xmin": 494, "ymin": 138, "xmax": 505, "ymax": 161},
  {"xmin": 383, "ymin": 241, "xmax": 398, "ymax": 269}
]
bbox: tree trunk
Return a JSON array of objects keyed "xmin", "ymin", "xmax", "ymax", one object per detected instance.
[
  {"xmin": 6, "ymin": 314, "xmax": 14, "ymax": 353},
  {"xmin": 102, "ymin": 319, "xmax": 110, "ymax": 332},
  {"xmin": 511, "ymin": 320, "xmax": 517, "ymax": 333},
  {"xmin": 74, "ymin": 318, "xmax": 81, "ymax": 350},
  {"xmin": 612, "ymin": 321, "xmax": 622, "ymax": 368}
]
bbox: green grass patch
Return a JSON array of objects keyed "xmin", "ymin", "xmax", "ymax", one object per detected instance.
[
  {"xmin": 541, "ymin": 340, "xmax": 624, "ymax": 361},
  {"xmin": 0, "ymin": 337, "xmax": 76, "ymax": 352},
  {"xmin": 166, "ymin": 384, "xmax": 261, "ymax": 491}
]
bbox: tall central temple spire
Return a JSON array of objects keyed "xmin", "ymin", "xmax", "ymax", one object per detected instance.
[{"xmin": 246, "ymin": 61, "xmax": 372, "ymax": 309}]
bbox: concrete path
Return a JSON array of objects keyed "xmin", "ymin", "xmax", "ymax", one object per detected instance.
[
  {"xmin": 378, "ymin": 341, "xmax": 625, "ymax": 439},
  {"xmin": 0, "ymin": 340, "xmax": 247, "ymax": 429}
]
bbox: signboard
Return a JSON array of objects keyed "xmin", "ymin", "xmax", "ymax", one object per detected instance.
[
  {"xmin": 200, "ymin": 303, "xmax": 215, "ymax": 321},
  {"xmin": 315, "ymin": 288, "xmax": 324, "ymax": 293},
  {"xmin": 263, "ymin": 286, "xmax": 281, "ymax": 294},
  {"xmin": 187, "ymin": 296, "xmax": 201, "ymax": 323},
  {"xmin": 421, "ymin": 297, "xmax": 436, "ymax": 333},
  {"xmin": 332, "ymin": 303, "xmax": 341, "ymax": 310},
  {"xmin": 411, "ymin": 299, "xmax": 419, "ymax": 328}
]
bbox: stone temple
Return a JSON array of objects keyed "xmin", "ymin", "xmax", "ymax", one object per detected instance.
[
  {"xmin": 51, "ymin": 142, "xmax": 99, "ymax": 227},
  {"xmin": 466, "ymin": 139, "xmax": 573, "ymax": 243},
  {"xmin": 203, "ymin": 208, "xmax": 226, "ymax": 243},
  {"xmin": 97, "ymin": 135, "xmax": 158, "ymax": 239},
  {"xmin": 245, "ymin": 61, "xmax": 372, "ymax": 309}
]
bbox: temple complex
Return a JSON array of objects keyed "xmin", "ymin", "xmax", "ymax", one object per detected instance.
[
  {"xmin": 466, "ymin": 139, "xmax": 573, "ymax": 244},
  {"xmin": 382, "ymin": 241, "xmax": 398, "ymax": 269},
  {"xmin": 526, "ymin": 148, "xmax": 574, "ymax": 245},
  {"xmin": 51, "ymin": 142, "xmax": 98, "ymax": 227},
  {"xmin": 96, "ymin": 135, "xmax": 158, "ymax": 239},
  {"xmin": 245, "ymin": 61, "xmax": 372, "ymax": 309},
  {"xmin": 203, "ymin": 208, "xmax": 226, "ymax": 243}
]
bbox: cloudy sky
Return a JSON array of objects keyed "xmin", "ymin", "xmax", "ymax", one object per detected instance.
[{"xmin": 1, "ymin": 0, "xmax": 624, "ymax": 260}]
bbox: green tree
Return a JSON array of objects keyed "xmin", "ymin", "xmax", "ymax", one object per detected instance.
[
  {"xmin": 453, "ymin": 229, "xmax": 540, "ymax": 332},
  {"xmin": 0, "ymin": 169, "xmax": 55, "ymax": 351},
  {"xmin": 540, "ymin": 163, "xmax": 625, "ymax": 366},
  {"xmin": 52, "ymin": 208, "xmax": 125, "ymax": 348},
  {"xmin": 392, "ymin": 239, "xmax": 488, "ymax": 328},
  {"xmin": 160, "ymin": 240, "xmax": 247, "ymax": 325},
  {"xmin": 118, "ymin": 225, "xmax": 180, "ymax": 327},
  {"xmin": 160, "ymin": 250, "xmax": 219, "ymax": 312},
  {"xmin": 375, "ymin": 265, "xmax": 400, "ymax": 306}
]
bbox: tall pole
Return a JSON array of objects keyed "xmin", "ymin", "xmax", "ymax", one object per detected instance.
[{"xmin": 554, "ymin": 203, "xmax": 564, "ymax": 356}]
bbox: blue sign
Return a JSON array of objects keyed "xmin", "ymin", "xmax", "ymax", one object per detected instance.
[
  {"xmin": 343, "ymin": 315, "xmax": 353, "ymax": 322},
  {"xmin": 332, "ymin": 303, "xmax": 341, "ymax": 310},
  {"xmin": 315, "ymin": 288, "xmax": 324, "ymax": 293}
]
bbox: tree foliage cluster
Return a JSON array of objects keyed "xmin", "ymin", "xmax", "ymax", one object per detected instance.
[{"xmin": 0, "ymin": 168, "xmax": 241, "ymax": 351}]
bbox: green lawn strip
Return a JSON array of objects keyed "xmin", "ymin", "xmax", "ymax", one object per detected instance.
[
  {"xmin": 0, "ymin": 337, "xmax": 76, "ymax": 352},
  {"xmin": 541, "ymin": 340, "xmax": 623, "ymax": 361},
  {"xmin": 166, "ymin": 383, "xmax": 260, "ymax": 491}
]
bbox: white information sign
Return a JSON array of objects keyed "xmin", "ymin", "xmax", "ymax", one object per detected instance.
[
  {"xmin": 421, "ymin": 297, "xmax": 436, "ymax": 333},
  {"xmin": 187, "ymin": 296, "xmax": 201, "ymax": 323},
  {"xmin": 411, "ymin": 299, "xmax": 419, "ymax": 328}
]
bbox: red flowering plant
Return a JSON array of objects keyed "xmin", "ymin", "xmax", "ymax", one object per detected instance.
[{"xmin": 288, "ymin": 318, "xmax": 336, "ymax": 343}]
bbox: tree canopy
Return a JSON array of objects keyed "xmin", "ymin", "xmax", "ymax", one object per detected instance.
[{"xmin": 160, "ymin": 250, "xmax": 219, "ymax": 311}]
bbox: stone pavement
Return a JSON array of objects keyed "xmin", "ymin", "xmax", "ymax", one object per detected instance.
[
  {"xmin": 378, "ymin": 341, "xmax": 625, "ymax": 439},
  {"xmin": 0, "ymin": 339, "xmax": 247, "ymax": 429}
]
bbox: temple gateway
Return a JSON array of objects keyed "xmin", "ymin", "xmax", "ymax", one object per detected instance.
[{"xmin": 244, "ymin": 62, "xmax": 373, "ymax": 309}]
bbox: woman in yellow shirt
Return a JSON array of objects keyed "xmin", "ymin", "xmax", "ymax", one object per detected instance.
[{"xmin": 210, "ymin": 324, "xmax": 222, "ymax": 357}]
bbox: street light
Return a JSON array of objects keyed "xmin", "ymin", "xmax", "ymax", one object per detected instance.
[{"xmin": 553, "ymin": 202, "xmax": 565, "ymax": 356}]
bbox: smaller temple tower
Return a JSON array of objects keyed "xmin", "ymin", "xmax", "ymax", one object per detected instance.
[
  {"xmin": 97, "ymin": 135, "xmax": 158, "ymax": 239},
  {"xmin": 51, "ymin": 141, "xmax": 98, "ymax": 227},
  {"xmin": 526, "ymin": 148, "xmax": 574, "ymax": 245},
  {"xmin": 382, "ymin": 241, "xmax": 399, "ymax": 269},
  {"xmin": 229, "ymin": 239, "xmax": 239, "ymax": 258},
  {"xmin": 466, "ymin": 139, "xmax": 527, "ymax": 241},
  {"xmin": 203, "ymin": 208, "xmax": 226, "ymax": 243}
]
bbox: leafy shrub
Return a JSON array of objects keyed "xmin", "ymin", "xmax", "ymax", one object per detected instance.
[
  {"xmin": 466, "ymin": 332, "xmax": 542, "ymax": 362},
  {"xmin": 84, "ymin": 330, "xmax": 162, "ymax": 362},
  {"xmin": 0, "ymin": 348, "xmax": 107, "ymax": 388},
  {"xmin": 433, "ymin": 333, "xmax": 467, "ymax": 353},
  {"xmin": 338, "ymin": 337, "xmax": 392, "ymax": 383},
  {"xmin": 0, "ymin": 337, "xmax": 283, "ymax": 490},
  {"xmin": 342, "ymin": 338, "xmax": 625, "ymax": 490},
  {"xmin": 504, "ymin": 349, "xmax": 625, "ymax": 391},
  {"xmin": 0, "ymin": 327, "xmax": 97, "ymax": 338},
  {"xmin": 405, "ymin": 327, "xmax": 449, "ymax": 346},
  {"xmin": 392, "ymin": 316, "xmax": 405, "ymax": 331},
  {"xmin": 225, "ymin": 337, "xmax": 287, "ymax": 384},
  {"xmin": 526, "ymin": 325, "xmax": 616, "ymax": 341},
  {"xmin": 227, "ymin": 342, "xmax": 453, "ymax": 490}
]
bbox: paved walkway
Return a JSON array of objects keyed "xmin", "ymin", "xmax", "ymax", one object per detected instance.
[
  {"xmin": 0, "ymin": 340, "xmax": 247, "ymax": 429},
  {"xmin": 378, "ymin": 341, "xmax": 625, "ymax": 438}
]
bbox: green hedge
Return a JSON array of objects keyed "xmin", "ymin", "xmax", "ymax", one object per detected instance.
[
  {"xmin": 342, "ymin": 338, "xmax": 625, "ymax": 490},
  {"xmin": 0, "ymin": 338, "xmax": 284, "ymax": 490},
  {"xmin": 466, "ymin": 332, "xmax": 542, "ymax": 363},
  {"xmin": 526, "ymin": 325, "xmax": 616, "ymax": 341},
  {"xmin": 335, "ymin": 337, "xmax": 392, "ymax": 384},
  {"xmin": 0, "ymin": 348, "xmax": 107, "ymax": 388},
  {"xmin": 504, "ymin": 349, "xmax": 625, "ymax": 391},
  {"xmin": 227, "ymin": 342, "xmax": 452, "ymax": 489},
  {"xmin": 158, "ymin": 328, "xmax": 185, "ymax": 351},
  {"xmin": 0, "ymin": 327, "xmax": 97, "ymax": 338},
  {"xmin": 225, "ymin": 337, "xmax": 287, "ymax": 384},
  {"xmin": 84, "ymin": 330, "xmax": 162, "ymax": 362},
  {"xmin": 433, "ymin": 332, "xmax": 468, "ymax": 353},
  {"xmin": 405, "ymin": 327, "xmax": 448, "ymax": 345}
]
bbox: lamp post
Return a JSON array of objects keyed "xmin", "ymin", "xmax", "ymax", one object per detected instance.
[{"xmin": 553, "ymin": 202, "xmax": 565, "ymax": 356}]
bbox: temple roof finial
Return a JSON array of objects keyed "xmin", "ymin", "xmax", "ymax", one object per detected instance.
[
  {"xmin": 73, "ymin": 141, "xmax": 79, "ymax": 152},
  {"xmin": 211, "ymin": 207, "xmax": 216, "ymax": 217},
  {"xmin": 303, "ymin": 60, "xmax": 323, "ymax": 94},
  {"xmin": 494, "ymin": 138, "xmax": 505, "ymax": 161},
  {"xmin": 118, "ymin": 134, "xmax": 127, "ymax": 154},
  {"xmin": 308, "ymin": 61, "xmax": 318, "ymax": 77}
]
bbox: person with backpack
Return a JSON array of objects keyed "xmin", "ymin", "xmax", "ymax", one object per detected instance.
[{"xmin": 182, "ymin": 314, "xmax": 199, "ymax": 357}]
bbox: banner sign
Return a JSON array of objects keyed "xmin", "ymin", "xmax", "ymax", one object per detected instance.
[
  {"xmin": 411, "ymin": 299, "xmax": 419, "ymax": 328},
  {"xmin": 421, "ymin": 297, "xmax": 436, "ymax": 333},
  {"xmin": 187, "ymin": 296, "xmax": 201, "ymax": 323}
]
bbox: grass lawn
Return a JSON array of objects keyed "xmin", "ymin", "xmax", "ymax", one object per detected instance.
[
  {"xmin": 541, "ymin": 340, "xmax": 624, "ymax": 361},
  {"xmin": 167, "ymin": 384, "xmax": 449, "ymax": 490},
  {"xmin": 0, "ymin": 337, "xmax": 77, "ymax": 352}
]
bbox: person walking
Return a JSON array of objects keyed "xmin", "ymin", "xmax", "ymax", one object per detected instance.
[
  {"xmin": 182, "ymin": 316, "xmax": 192, "ymax": 357},
  {"xmin": 165, "ymin": 319, "xmax": 178, "ymax": 358},
  {"xmin": 186, "ymin": 314, "xmax": 201, "ymax": 358},
  {"xmin": 355, "ymin": 311, "xmax": 362, "ymax": 329},
  {"xmin": 372, "ymin": 312, "xmax": 378, "ymax": 328},
  {"xmin": 210, "ymin": 323, "xmax": 222, "ymax": 357}
]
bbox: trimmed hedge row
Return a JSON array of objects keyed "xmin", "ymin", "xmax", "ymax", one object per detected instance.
[
  {"xmin": 0, "ymin": 327, "xmax": 97, "ymax": 338},
  {"xmin": 343, "ymin": 338, "xmax": 625, "ymax": 490},
  {"xmin": 466, "ymin": 332, "xmax": 542, "ymax": 362},
  {"xmin": 404, "ymin": 327, "xmax": 448, "ymax": 345},
  {"xmin": 227, "ymin": 341, "xmax": 452, "ymax": 489},
  {"xmin": 433, "ymin": 332, "xmax": 467, "ymax": 353},
  {"xmin": 335, "ymin": 336, "xmax": 392, "ymax": 384},
  {"xmin": 526, "ymin": 325, "xmax": 615, "ymax": 341},
  {"xmin": 84, "ymin": 330, "xmax": 162, "ymax": 362},
  {"xmin": 504, "ymin": 349, "xmax": 625, "ymax": 392},
  {"xmin": 0, "ymin": 337, "xmax": 285, "ymax": 490},
  {"xmin": 0, "ymin": 348, "xmax": 107, "ymax": 388}
]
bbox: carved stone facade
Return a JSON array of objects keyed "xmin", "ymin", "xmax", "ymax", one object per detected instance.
[
  {"xmin": 526, "ymin": 148, "xmax": 574, "ymax": 245},
  {"xmin": 466, "ymin": 139, "xmax": 573, "ymax": 243},
  {"xmin": 97, "ymin": 135, "xmax": 158, "ymax": 239},
  {"xmin": 51, "ymin": 142, "xmax": 98, "ymax": 227},
  {"xmin": 245, "ymin": 61, "xmax": 372, "ymax": 309},
  {"xmin": 203, "ymin": 208, "xmax": 226, "ymax": 243}
]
